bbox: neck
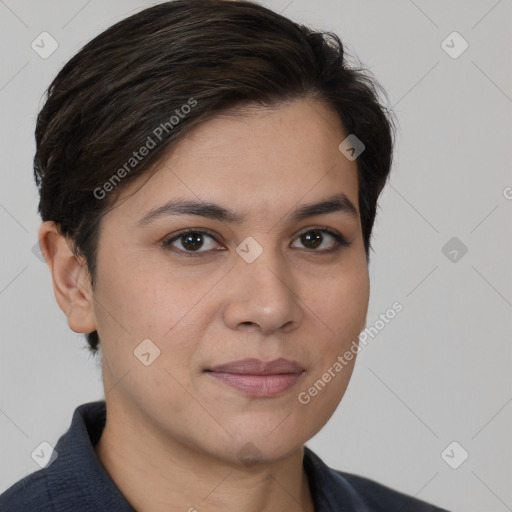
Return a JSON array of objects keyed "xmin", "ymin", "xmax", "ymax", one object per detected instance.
[{"xmin": 94, "ymin": 397, "xmax": 315, "ymax": 512}]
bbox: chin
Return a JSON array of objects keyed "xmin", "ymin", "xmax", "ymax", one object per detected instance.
[{"xmin": 220, "ymin": 433, "xmax": 303, "ymax": 467}]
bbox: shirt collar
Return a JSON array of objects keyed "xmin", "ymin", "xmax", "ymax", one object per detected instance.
[
  {"xmin": 48, "ymin": 400, "xmax": 136, "ymax": 511},
  {"xmin": 47, "ymin": 400, "xmax": 367, "ymax": 511},
  {"xmin": 303, "ymin": 445, "xmax": 369, "ymax": 511}
]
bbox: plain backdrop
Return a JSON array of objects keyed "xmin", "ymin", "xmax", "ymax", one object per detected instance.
[{"xmin": 1, "ymin": 1, "xmax": 511, "ymax": 511}]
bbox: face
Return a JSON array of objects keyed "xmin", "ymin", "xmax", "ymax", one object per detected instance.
[{"xmin": 89, "ymin": 98, "xmax": 369, "ymax": 464}]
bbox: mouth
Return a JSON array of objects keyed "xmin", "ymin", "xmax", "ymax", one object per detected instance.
[{"xmin": 205, "ymin": 358, "xmax": 305, "ymax": 398}]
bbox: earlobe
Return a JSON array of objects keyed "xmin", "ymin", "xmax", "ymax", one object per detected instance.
[{"xmin": 38, "ymin": 221, "xmax": 97, "ymax": 334}]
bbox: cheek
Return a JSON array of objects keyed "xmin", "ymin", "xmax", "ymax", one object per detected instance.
[
  {"xmin": 92, "ymin": 263, "xmax": 206, "ymax": 389},
  {"xmin": 300, "ymin": 261, "xmax": 369, "ymax": 409},
  {"xmin": 92, "ymin": 270, "xmax": 200, "ymax": 415},
  {"xmin": 94, "ymin": 261, "xmax": 196, "ymax": 340},
  {"xmin": 310, "ymin": 260, "xmax": 369, "ymax": 338}
]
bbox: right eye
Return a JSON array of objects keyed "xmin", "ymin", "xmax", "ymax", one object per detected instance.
[{"xmin": 161, "ymin": 229, "xmax": 223, "ymax": 256}]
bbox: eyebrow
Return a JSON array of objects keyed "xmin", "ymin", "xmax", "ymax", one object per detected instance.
[{"xmin": 136, "ymin": 192, "xmax": 358, "ymax": 228}]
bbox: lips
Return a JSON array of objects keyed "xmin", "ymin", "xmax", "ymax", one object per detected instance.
[
  {"xmin": 207, "ymin": 357, "xmax": 304, "ymax": 375},
  {"xmin": 205, "ymin": 358, "xmax": 305, "ymax": 397}
]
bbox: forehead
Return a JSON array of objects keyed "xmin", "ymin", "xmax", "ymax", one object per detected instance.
[{"xmin": 112, "ymin": 98, "xmax": 359, "ymax": 223}]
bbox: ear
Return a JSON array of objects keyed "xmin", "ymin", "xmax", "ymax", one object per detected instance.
[{"xmin": 38, "ymin": 221, "xmax": 97, "ymax": 333}]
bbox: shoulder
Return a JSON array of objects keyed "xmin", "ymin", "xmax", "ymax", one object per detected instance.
[
  {"xmin": 335, "ymin": 469, "xmax": 450, "ymax": 511},
  {"xmin": 0, "ymin": 400, "xmax": 107, "ymax": 512},
  {"xmin": 0, "ymin": 469, "xmax": 56, "ymax": 512},
  {"xmin": 0, "ymin": 400, "xmax": 135, "ymax": 512},
  {"xmin": 303, "ymin": 445, "xmax": 450, "ymax": 511}
]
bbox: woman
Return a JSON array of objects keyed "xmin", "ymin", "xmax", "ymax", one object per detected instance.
[{"xmin": 0, "ymin": 1, "xmax": 450, "ymax": 510}]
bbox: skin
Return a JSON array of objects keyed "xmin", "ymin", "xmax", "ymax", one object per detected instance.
[{"xmin": 39, "ymin": 98, "xmax": 370, "ymax": 512}]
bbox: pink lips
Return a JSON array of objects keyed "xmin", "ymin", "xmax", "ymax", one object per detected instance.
[{"xmin": 206, "ymin": 358, "xmax": 305, "ymax": 398}]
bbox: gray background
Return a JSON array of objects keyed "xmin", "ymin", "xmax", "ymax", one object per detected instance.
[{"xmin": 1, "ymin": 1, "xmax": 511, "ymax": 511}]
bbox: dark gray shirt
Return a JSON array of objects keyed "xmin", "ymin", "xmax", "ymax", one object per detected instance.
[{"xmin": 0, "ymin": 401, "xmax": 450, "ymax": 511}]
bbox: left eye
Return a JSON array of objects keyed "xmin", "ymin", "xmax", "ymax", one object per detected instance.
[
  {"xmin": 291, "ymin": 228, "xmax": 348, "ymax": 252},
  {"xmin": 162, "ymin": 227, "xmax": 349, "ymax": 256}
]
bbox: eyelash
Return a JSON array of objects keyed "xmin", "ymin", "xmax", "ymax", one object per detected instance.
[{"xmin": 161, "ymin": 226, "xmax": 350, "ymax": 257}]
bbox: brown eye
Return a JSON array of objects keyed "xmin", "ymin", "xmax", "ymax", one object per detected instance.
[
  {"xmin": 291, "ymin": 228, "xmax": 350, "ymax": 252},
  {"xmin": 162, "ymin": 226, "xmax": 350, "ymax": 258},
  {"xmin": 180, "ymin": 233, "xmax": 206, "ymax": 251},
  {"xmin": 300, "ymin": 229, "xmax": 323, "ymax": 249},
  {"xmin": 162, "ymin": 229, "xmax": 220, "ymax": 254}
]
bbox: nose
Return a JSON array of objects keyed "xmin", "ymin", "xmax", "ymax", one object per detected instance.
[{"xmin": 221, "ymin": 248, "xmax": 304, "ymax": 336}]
